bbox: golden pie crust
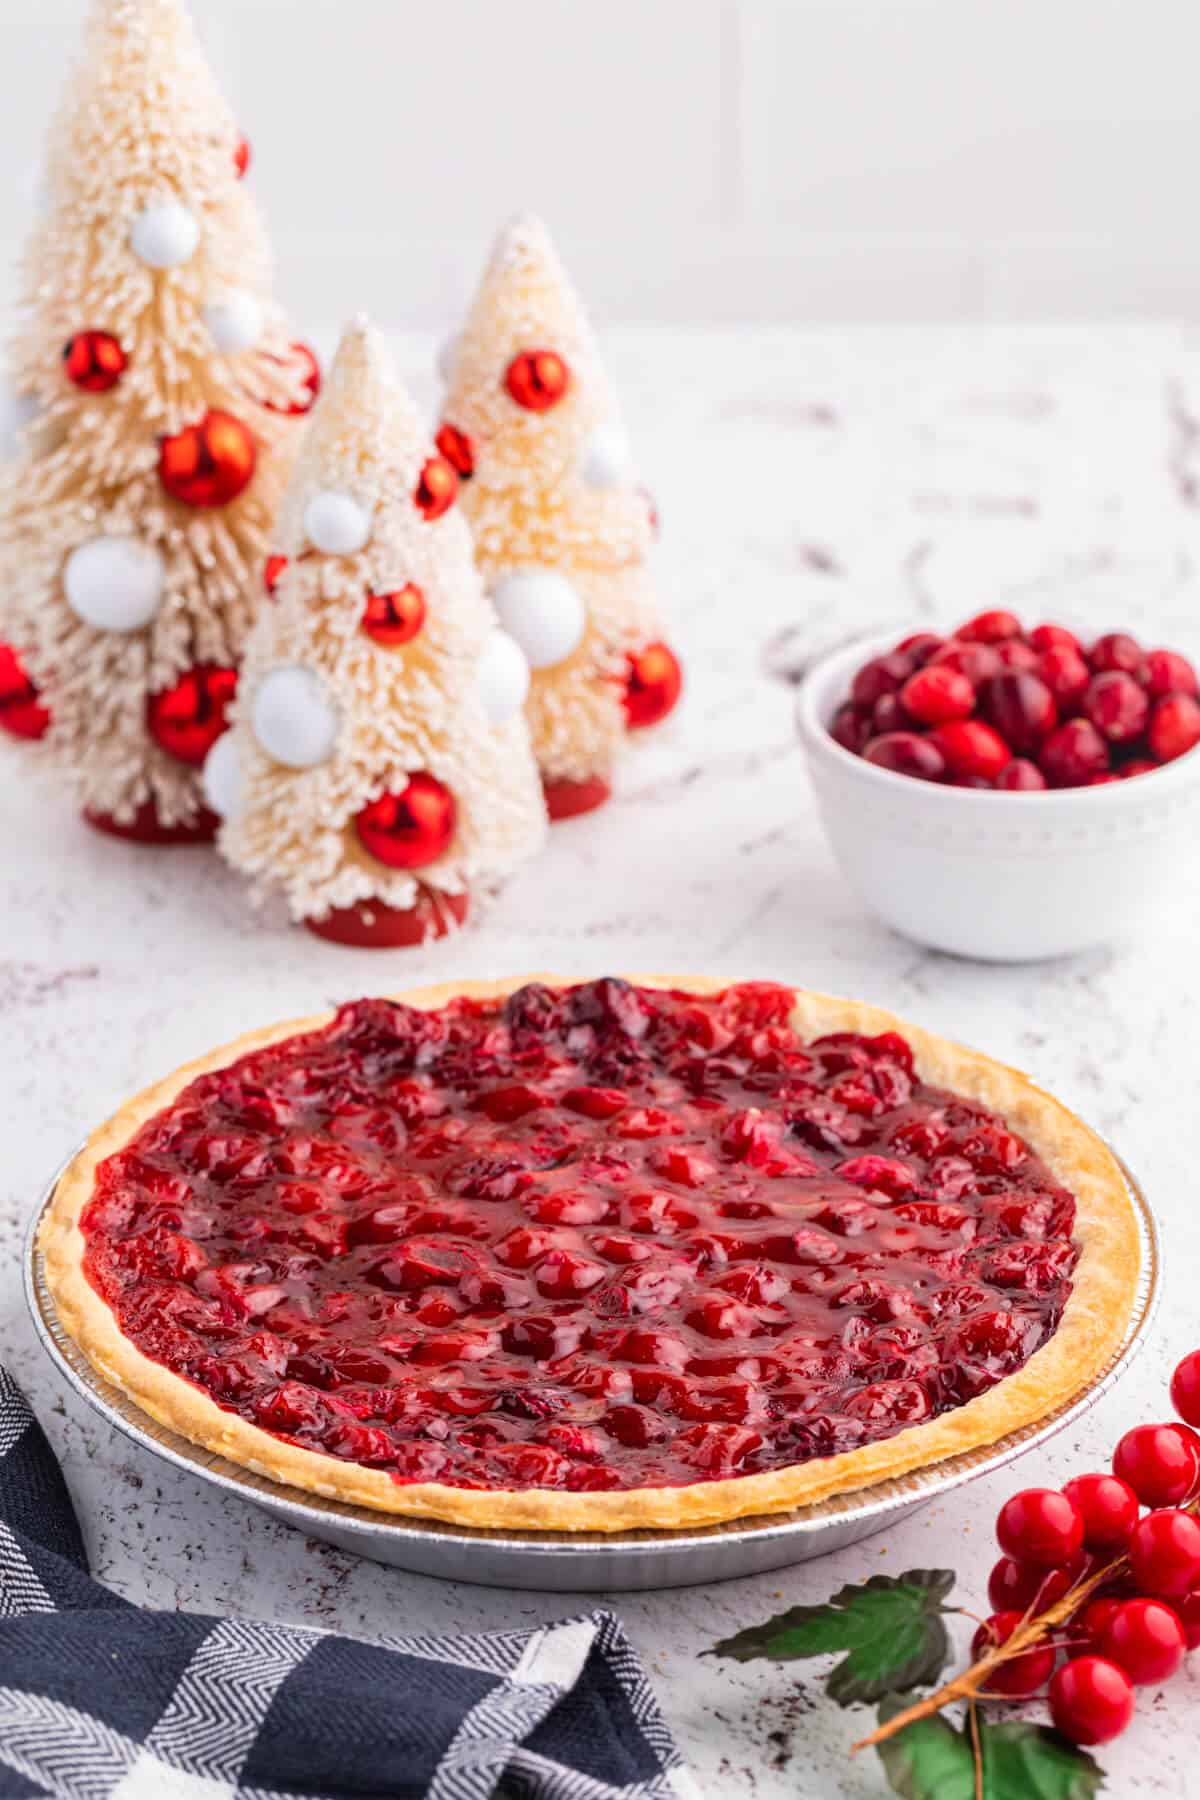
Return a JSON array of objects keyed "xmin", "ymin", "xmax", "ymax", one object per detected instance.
[{"xmin": 40, "ymin": 975, "xmax": 1141, "ymax": 1532}]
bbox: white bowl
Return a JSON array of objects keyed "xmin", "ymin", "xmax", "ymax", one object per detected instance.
[{"xmin": 797, "ymin": 627, "xmax": 1200, "ymax": 960}]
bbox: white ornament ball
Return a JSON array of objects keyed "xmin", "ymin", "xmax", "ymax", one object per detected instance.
[
  {"xmin": 202, "ymin": 731, "xmax": 242, "ymax": 819},
  {"xmin": 252, "ymin": 666, "xmax": 340, "ymax": 768},
  {"xmin": 63, "ymin": 536, "xmax": 166, "ymax": 632},
  {"xmin": 580, "ymin": 423, "xmax": 633, "ymax": 489},
  {"xmin": 477, "ymin": 630, "xmax": 530, "ymax": 726},
  {"xmin": 489, "ymin": 570, "xmax": 586, "ymax": 671},
  {"xmin": 203, "ymin": 290, "xmax": 264, "ymax": 354},
  {"xmin": 304, "ymin": 490, "xmax": 371, "ymax": 555},
  {"xmin": 436, "ymin": 333, "xmax": 459, "ymax": 384},
  {"xmin": 130, "ymin": 199, "xmax": 200, "ymax": 270}
]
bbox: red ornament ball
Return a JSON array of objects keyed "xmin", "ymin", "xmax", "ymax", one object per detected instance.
[
  {"xmin": 1048, "ymin": 1656, "xmax": 1134, "ymax": 1746},
  {"xmin": 263, "ymin": 341, "xmax": 321, "ymax": 416},
  {"xmin": 624, "ymin": 641, "xmax": 683, "ymax": 729},
  {"xmin": 1171, "ymin": 1348, "xmax": 1200, "ymax": 1426},
  {"xmin": 362, "ymin": 584, "xmax": 426, "ymax": 647},
  {"xmin": 1112, "ymin": 1421, "xmax": 1200, "ymax": 1508},
  {"xmin": 969, "ymin": 1612, "xmax": 1055, "ymax": 1699},
  {"xmin": 146, "ymin": 664, "xmax": 238, "ymax": 766},
  {"xmin": 159, "ymin": 410, "xmax": 256, "ymax": 508},
  {"xmin": 435, "ymin": 423, "xmax": 475, "ymax": 480},
  {"xmin": 1061, "ymin": 1472, "xmax": 1140, "ymax": 1551},
  {"xmin": 264, "ymin": 553, "xmax": 288, "ymax": 596},
  {"xmin": 1099, "ymin": 1598, "xmax": 1186, "ymax": 1686},
  {"xmin": 414, "ymin": 455, "xmax": 458, "ymax": 521},
  {"xmin": 505, "ymin": 348, "xmax": 570, "ymax": 412},
  {"xmin": 354, "ymin": 772, "xmax": 456, "ymax": 869},
  {"xmin": 986, "ymin": 1556, "xmax": 1076, "ymax": 1616},
  {"xmin": 0, "ymin": 643, "xmax": 50, "ymax": 740},
  {"xmin": 1128, "ymin": 1508, "xmax": 1200, "ymax": 1597},
  {"xmin": 63, "ymin": 330, "xmax": 126, "ymax": 393},
  {"xmin": 995, "ymin": 1487, "xmax": 1084, "ymax": 1567},
  {"xmin": 234, "ymin": 135, "xmax": 251, "ymax": 179}
]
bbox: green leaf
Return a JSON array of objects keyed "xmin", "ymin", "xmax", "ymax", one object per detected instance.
[
  {"xmin": 874, "ymin": 1704, "xmax": 1105, "ymax": 1800},
  {"xmin": 709, "ymin": 1568, "xmax": 955, "ymax": 1703},
  {"xmin": 874, "ymin": 1707, "xmax": 976, "ymax": 1800},
  {"xmin": 975, "ymin": 1720, "xmax": 1104, "ymax": 1800}
]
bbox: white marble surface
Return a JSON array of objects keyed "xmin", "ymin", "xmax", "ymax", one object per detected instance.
[{"xmin": 4, "ymin": 325, "xmax": 1200, "ymax": 1797}]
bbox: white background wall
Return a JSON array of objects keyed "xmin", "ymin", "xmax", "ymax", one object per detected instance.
[{"xmin": 3, "ymin": 0, "xmax": 1199, "ymax": 327}]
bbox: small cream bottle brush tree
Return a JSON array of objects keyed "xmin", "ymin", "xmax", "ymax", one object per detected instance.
[
  {"xmin": 438, "ymin": 214, "xmax": 683, "ymax": 820},
  {"xmin": 0, "ymin": 0, "xmax": 319, "ymax": 841},
  {"xmin": 213, "ymin": 316, "xmax": 547, "ymax": 948}
]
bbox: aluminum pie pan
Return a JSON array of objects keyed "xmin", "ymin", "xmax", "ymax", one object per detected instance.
[{"xmin": 26, "ymin": 1149, "xmax": 1159, "ymax": 1592}]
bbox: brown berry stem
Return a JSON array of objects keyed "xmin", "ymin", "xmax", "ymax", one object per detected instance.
[{"xmin": 852, "ymin": 1553, "xmax": 1125, "ymax": 1753}]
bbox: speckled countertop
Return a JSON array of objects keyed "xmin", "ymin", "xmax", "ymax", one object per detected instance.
[{"xmin": 4, "ymin": 325, "xmax": 1200, "ymax": 1797}]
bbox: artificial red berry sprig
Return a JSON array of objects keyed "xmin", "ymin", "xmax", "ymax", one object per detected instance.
[
  {"xmin": 831, "ymin": 611, "xmax": 1200, "ymax": 789},
  {"xmin": 713, "ymin": 1346, "xmax": 1200, "ymax": 1797}
]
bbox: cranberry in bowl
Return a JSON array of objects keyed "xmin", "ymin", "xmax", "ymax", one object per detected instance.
[{"xmin": 797, "ymin": 615, "xmax": 1200, "ymax": 960}]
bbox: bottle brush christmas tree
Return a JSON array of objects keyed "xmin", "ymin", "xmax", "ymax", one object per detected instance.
[
  {"xmin": 438, "ymin": 214, "xmax": 682, "ymax": 820},
  {"xmin": 0, "ymin": 0, "xmax": 319, "ymax": 842},
  {"xmin": 213, "ymin": 316, "xmax": 546, "ymax": 947}
]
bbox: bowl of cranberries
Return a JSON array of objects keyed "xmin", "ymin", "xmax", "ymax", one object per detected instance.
[{"xmin": 797, "ymin": 611, "xmax": 1200, "ymax": 960}]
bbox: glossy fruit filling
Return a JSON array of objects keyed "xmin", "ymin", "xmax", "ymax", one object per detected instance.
[{"xmin": 80, "ymin": 980, "xmax": 1078, "ymax": 1493}]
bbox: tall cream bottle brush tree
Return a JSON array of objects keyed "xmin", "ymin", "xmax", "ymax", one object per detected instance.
[
  {"xmin": 0, "ymin": 0, "xmax": 319, "ymax": 841},
  {"xmin": 212, "ymin": 316, "xmax": 546, "ymax": 948},
  {"xmin": 438, "ymin": 214, "xmax": 683, "ymax": 821}
]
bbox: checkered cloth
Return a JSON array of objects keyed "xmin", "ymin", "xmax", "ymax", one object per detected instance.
[{"xmin": 0, "ymin": 1367, "xmax": 696, "ymax": 1799}]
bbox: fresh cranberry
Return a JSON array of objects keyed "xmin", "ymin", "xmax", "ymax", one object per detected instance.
[
  {"xmin": 1148, "ymin": 693, "xmax": 1200, "ymax": 764},
  {"xmin": 1090, "ymin": 632, "xmax": 1145, "ymax": 676},
  {"xmin": 928, "ymin": 719, "xmax": 1012, "ymax": 782},
  {"xmin": 958, "ymin": 609, "xmax": 1022, "ymax": 643},
  {"xmin": 830, "ymin": 704, "xmax": 873, "ymax": 754},
  {"xmin": 927, "ymin": 641, "xmax": 1002, "ymax": 685},
  {"xmin": 1083, "ymin": 672, "xmax": 1149, "ymax": 744},
  {"xmin": 872, "ymin": 692, "xmax": 907, "ymax": 734},
  {"xmin": 1099, "ymin": 1598, "xmax": 1186, "ymax": 1685},
  {"xmin": 970, "ymin": 1611, "xmax": 1055, "ymax": 1697},
  {"xmin": 900, "ymin": 664, "xmax": 975, "ymax": 725},
  {"xmin": 1144, "ymin": 648, "xmax": 1199, "ymax": 698},
  {"xmin": 1119, "ymin": 759, "xmax": 1158, "ymax": 780},
  {"xmin": 862, "ymin": 732, "xmax": 946, "ymax": 781},
  {"xmin": 895, "ymin": 632, "xmax": 945, "ymax": 663},
  {"xmin": 1112, "ymin": 1422, "xmax": 1199, "ymax": 1507},
  {"xmin": 1038, "ymin": 644, "xmax": 1091, "ymax": 710},
  {"xmin": 994, "ymin": 640, "xmax": 1042, "ymax": 672},
  {"xmin": 1030, "ymin": 623, "xmax": 1082, "ymax": 654},
  {"xmin": 851, "ymin": 652, "xmax": 912, "ymax": 710},
  {"xmin": 996, "ymin": 757, "xmax": 1047, "ymax": 790},
  {"xmin": 1170, "ymin": 1348, "xmax": 1200, "ymax": 1427},
  {"xmin": 977, "ymin": 672, "xmax": 1057, "ymax": 752},
  {"xmin": 1048, "ymin": 1657, "xmax": 1134, "ymax": 1745},
  {"xmin": 996, "ymin": 1487, "xmax": 1084, "ymax": 1567},
  {"xmin": 1039, "ymin": 718, "xmax": 1109, "ymax": 787},
  {"xmin": 1062, "ymin": 1472, "xmax": 1139, "ymax": 1551},
  {"xmin": 1128, "ymin": 1509, "xmax": 1200, "ymax": 1597}
]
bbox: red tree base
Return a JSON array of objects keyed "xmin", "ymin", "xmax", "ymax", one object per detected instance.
[
  {"xmin": 304, "ymin": 889, "xmax": 469, "ymax": 948},
  {"xmin": 542, "ymin": 774, "xmax": 612, "ymax": 821},
  {"xmin": 83, "ymin": 802, "xmax": 219, "ymax": 845}
]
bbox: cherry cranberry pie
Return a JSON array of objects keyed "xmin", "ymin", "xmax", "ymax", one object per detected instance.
[{"xmin": 40, "ymin": 977, "xmax": 1139, "ymax": 1530}]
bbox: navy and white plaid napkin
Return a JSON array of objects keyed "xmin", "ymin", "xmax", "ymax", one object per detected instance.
[{"xmin": 0, "ymin": 1367, "xmax": 696, "ymax": 1799}]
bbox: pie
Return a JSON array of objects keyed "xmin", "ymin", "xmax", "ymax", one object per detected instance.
[{"xmin": 40, "ymin": 975, "xmax": 1140, "ymax": 1532}]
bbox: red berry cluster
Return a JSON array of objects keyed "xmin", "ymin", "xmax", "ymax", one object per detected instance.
[
  {"xmin": 831, "ymin": 611, "xmax": 1200, "ymax": 790},
  {"xmin": 970, "ymin": 1347, "xmax": 1200, "ymax": 1748}
]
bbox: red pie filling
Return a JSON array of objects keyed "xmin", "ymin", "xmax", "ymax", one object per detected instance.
[{"xmin": 80, "ymin": 980, "xmax": 1078, "ymax": 1493}]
